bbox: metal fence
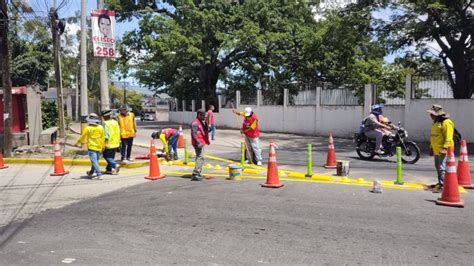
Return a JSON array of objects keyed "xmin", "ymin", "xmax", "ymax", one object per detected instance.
[
  {"xmin": 411, "ymin": 75, "xmax": 453, "ymax": 99},
  {"xmin": 261, "ymin": 87, "xmax": 284, "ymax": 105},
  {"xmin": 376, "ymin": 86, "xmax": 405, "ymax": 105},
  {"xmin": 320, "ymin": 87, "xmax": 362, "ymax": 106}
]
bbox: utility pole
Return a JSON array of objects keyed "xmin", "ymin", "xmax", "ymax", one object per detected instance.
[
  {"xmin": 98, "ymin": 0, "xmax": 109, "ymax": 111},
  {"xmin": 80, "ymin": 0, "xmax": 88, "ymax": 116},
  {"xmin": 50, "ymin": 5, "xmax": 66, "ymax": 138},
  {"xmin": 123, "ymin": 81, "xmax": 127, "ymax": 105},
  {"xmin": 0, "ymin": 0, "xmax": 12, "ymax": 156}
]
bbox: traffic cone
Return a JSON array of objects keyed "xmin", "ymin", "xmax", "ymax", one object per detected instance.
[
  {"xmin": 324, "ymin": 133, "xmax": 337, "ymax": 169},
  {"xmin": 50, "ymin": 141, "xmax": 69, "ymax": 176},
  {"xmin": 436, "ymin": 147, "xmax": 464, "ymax": 208},
  {"xmin": 0, "ymin": 152, "xmax": 8, "ymax": 169},
  {"xmin": 178, "ymin": 125, "xmax": 185, "ymax": 148},
  {"xmin": 261, "ymin": 142, "xmax": 284, "ymax": 188},
  {"xmin": 145, "ymin": 139, "xmax": 166, "ymax": 180},
  {"xmin": 457, "ymin": 140, "xmax": 473, "ymax": 189}
]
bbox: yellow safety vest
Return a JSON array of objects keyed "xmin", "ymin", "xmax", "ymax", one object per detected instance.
[
  {"xmin": 118, "ymin": 112, "xmax": 135, "ymax": 138},
  {"xmin": 430, "ymin": 118, "xmax": 454, "ymax": 155},
  {"xmin": 104, "ymin": 119, "xmax": 121, "ymax": 149},
  {"xmin": 76, "ymin": 125, "xmax": 105, "ymax": 152}
]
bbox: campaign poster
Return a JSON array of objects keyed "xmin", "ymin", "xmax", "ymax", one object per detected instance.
[{"xmin": 91, "ymin": 9, "xmax": 116, "ymax": 58}]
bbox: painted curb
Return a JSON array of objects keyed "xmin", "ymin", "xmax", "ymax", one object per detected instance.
[{"xmin": 4, "ymin": 158, "xmax": 148, "ymax": 169}]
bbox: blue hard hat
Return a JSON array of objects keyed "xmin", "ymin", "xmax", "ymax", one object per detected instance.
[{"xmin": 371, "ymin": 104, "xmax": 384, "ymax": 111}]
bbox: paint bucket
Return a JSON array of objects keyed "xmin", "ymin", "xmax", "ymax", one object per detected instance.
[
  {"xmin": 336, "ymin": 160, "xmax": 350, "ymax": 176},
  {"xmin": 227, "ymin": 164, "xmax": 242, "ymax": 181}
]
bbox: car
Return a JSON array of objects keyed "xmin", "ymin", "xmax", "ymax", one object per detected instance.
[{"xmin": 141, "ymin": 114, "xmax": 155, "ymax": 121}]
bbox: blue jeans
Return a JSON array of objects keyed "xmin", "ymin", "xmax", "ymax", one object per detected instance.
[
  {"xmin": 88, "ymin": 150, "xmax": 101, "ymax": 176},
  {"xmin": 434, "ymin": 154, "xmax": 447, "ymax": 187},
  {"xmin": 168, "ymin": 133, "xmax": 179, "ymax": 159},
  {"xmin": 103, "ymin": 148, "xmax": 117, "ymax": 171},
  {"xmin": 209, "ymin": 125, "xmax": 216, "ymax": 140}
]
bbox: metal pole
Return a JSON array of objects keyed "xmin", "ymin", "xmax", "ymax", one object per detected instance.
[
  {"xmin": 98, "ymin": 0, "xmax": 109, "ymax": 111},
  {"xmin": 306, "ymin": 144, "xmax": 313, "ymax": 177},
  {"xmin": 240, "ymin": 141, "xmax": 245, "ymax": 167},
  {"xmin": 184, "ymin": 139, "xmax": 189, "ymax": 165},
  {"xmin": 394, "ymin": 146, "xmax": 404, "ymax": 185},
  {"xmin": 80, "ymin": 0, "xmax": 88, "ymax": 116},
  {"xmin": 123, "ymin": 81, "xmax": 127, "ymax": 105}
]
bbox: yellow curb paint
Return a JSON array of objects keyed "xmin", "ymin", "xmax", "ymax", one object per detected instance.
[
  {"xmin": 4, "ymin": 158, "xmax": 147, "ymax": 169},
  {"xmin": 214, "ymin": 164, "xmax": 222, "ymax": 170},
  {"xmin": 287, "ymin": 172, "xmax": 305, "ymax": 179},
  {"xmin": 278, "ymin": 170, "xmax": 286, "ymax": 177},
  {"xmin": 311, "ymin": 175, "xmax": 333, "ymax": 181},
  {"xmin": 187, "ymin": 162, "xmax": 196, "ymax": 167},
  {"xmin": 243, "ymin": 168, "xmax": 260, "ymax": 174},
  {"xmin": 204, "ymin": 163, "xmax": 213, "ymax": 169},
  {"xmin": 172, "ymin": 161, "xmax": 184, "ymax": 166}
]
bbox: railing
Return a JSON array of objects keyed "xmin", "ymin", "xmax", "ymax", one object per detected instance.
[{"xmin": 411, "ymin": 75, "xmax": 454, "ymax": 99}]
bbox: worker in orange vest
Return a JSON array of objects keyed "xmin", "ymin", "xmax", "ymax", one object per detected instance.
[{"xmin": 117, "ymin": 105, "xmax": 137, "ymax": 163}]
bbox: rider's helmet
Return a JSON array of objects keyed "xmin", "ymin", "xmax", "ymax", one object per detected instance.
[{"xmin": 371, "ymin": 104, "xmax": 384, "ymax": 116}]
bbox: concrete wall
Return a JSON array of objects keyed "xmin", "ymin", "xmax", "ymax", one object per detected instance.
[{"xmin": 169, "ymin": 78, "xmax": 474, "ymax": 142}]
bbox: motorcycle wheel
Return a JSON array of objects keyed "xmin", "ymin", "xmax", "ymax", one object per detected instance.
[
  {"xmin": 401, "ymin": 141, "xmax": 420, "ymax": 164},
  {"xmin": 357, "ymin": 142, "xmax": 375, "ymax": 160}
]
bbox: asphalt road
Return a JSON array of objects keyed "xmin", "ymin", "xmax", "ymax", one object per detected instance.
[
  {"xmin": 1, "ymin": 176, "xmax": 473, "ymax": 264},
  {"xmin": 135, "ymin": 121, "xmax": 474, "ymax": 184}
]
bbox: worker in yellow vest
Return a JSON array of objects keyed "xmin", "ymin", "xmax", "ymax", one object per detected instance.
[
  {"xmin": 117, "ymin": 105, "xmax": 137, "ymax": 162},
  {"xmin": 75, "ymin": 113, "xmax": 105, "ymax": 179},
  {"xmin": 102, "ymin": 110, "xmax": 121, "ymax": 174}
]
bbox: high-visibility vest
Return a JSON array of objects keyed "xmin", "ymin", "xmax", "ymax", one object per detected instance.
[
  {"xmin": 118, "ymin": 112, "xmax": 135, "ymax": 138},
  {"xmin": 77, "ymin": 125, "xmax": 105, "ymax": 152},
  {"xmin": 104, "ymin": 119, "xmax": 121, "ymax": 149},
  {"xmin": 191, "ymin": 118, "xmax": 210, "ymax": 147},
  {"xmin": 242, "ymin": 113, "xmax": 260, "ymax": 138}
]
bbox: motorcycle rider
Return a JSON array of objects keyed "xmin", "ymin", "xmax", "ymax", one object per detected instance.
[{"xmin": 363, "ymin": 104, "xmax": 393, "ymax": 155}]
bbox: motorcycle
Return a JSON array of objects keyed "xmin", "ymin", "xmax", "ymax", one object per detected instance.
[{"xmin": 354, "ymin": 122, "xmax": 421, "ymax": 164}]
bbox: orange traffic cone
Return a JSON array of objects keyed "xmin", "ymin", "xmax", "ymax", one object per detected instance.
[
  {"xmin": 145, "ymin": 139, "xmax": 166, "ymax": 180},
  {"xmin": 324, "ymin": 133, "xmax": 337, "ymax": 169},
  {"xmin": 178, "ymin": 125, "xmax": 185, "ymax": 148},
  {"xmin": 261, "ymin": 142, "xmax": 284, "ymax": 188},
  {"xmin": 50, "ymin": 141, "xmax": 69, "ymax": 176},
  {"xmin": 457, "ymin": 140, "xmax": 473, "ymax": 189},
  {"xmin": 0, "ymin": 152, "xmax": 8, "ymax": 169},
  {"xmin": 436, "ymin": 147, "xmax": 464, "ymax": 208}
]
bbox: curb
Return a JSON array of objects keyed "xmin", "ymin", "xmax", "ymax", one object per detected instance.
[{"xmin": 4, "ymin": 158, "xmax": 148, "ymax": 169}]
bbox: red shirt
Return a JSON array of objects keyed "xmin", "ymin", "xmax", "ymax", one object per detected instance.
[{"xmin": 206, "ymin": 110, "xmax": 215, "ymax": 125}]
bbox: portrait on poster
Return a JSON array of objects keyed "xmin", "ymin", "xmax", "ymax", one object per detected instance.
[{"xmin": 91, "ymin": 9, "xmax": 116, "ymax": 58}]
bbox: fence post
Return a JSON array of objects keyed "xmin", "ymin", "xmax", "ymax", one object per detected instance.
[
  {"xmin": 236, "ymin": 90, "xmax": 241, "ymax": 108},
  {"xmin": 403, "ymin": 74, "xmax": 412, "ymax": 131},
  {"xmin": 284, "ymin": 88, "xmax": 289, "ymax": 108},
  {"xmin": 191, "ymin": 100, "xmax": 195, "ymax": 112},
  {"xmin": 257, "ymin": 89, "xmax": 262, "ymax": 107},
  {"xmin": 218, "ymin": 95, "xmax": 222, "ymax": 109},
  {"xmin": 364, "ymin": 84, "xmax": 374, "ymax": 116},
  {"xmin": 201, "ymin": 100, "xmax": 206, "ymax": 111},
  {"xmin": 182, "ymin": 100, "xmax": 186, "ymax": 112},
  {"xmin": 315, "ymin": 87, "xmax": 322, "ymax": 135}
]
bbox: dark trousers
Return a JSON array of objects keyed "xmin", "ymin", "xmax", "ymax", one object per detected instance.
[
  {"xmin": 120, "ymin": 137, "xmax": 134, "ymax": 160},
  {"xmin": 103, "ymin": 148, "xmax": 117, "ymax": 171}
]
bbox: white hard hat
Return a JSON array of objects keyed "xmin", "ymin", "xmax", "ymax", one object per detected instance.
[{"xmin": 244, "ymin": 107, "xmax": 252, "ymax": 116}]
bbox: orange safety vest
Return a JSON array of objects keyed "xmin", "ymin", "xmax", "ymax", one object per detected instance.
[{"xmin": 118, "ymin": 112, "xmax": 135, "ymax": 138}]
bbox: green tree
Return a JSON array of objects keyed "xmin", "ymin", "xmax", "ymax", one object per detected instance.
[
  {"xmin": 111, "ymin": 0, "xmax": 318, "ymax": 106},
  {"xmin": 374, "ymin": 0, "xmax": 473, "ymax": 98}
]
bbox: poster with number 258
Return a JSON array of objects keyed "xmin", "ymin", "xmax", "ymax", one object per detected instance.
[{"xmin": 91, "ymin": 9, "xmax": 116, "ymax": 58}]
